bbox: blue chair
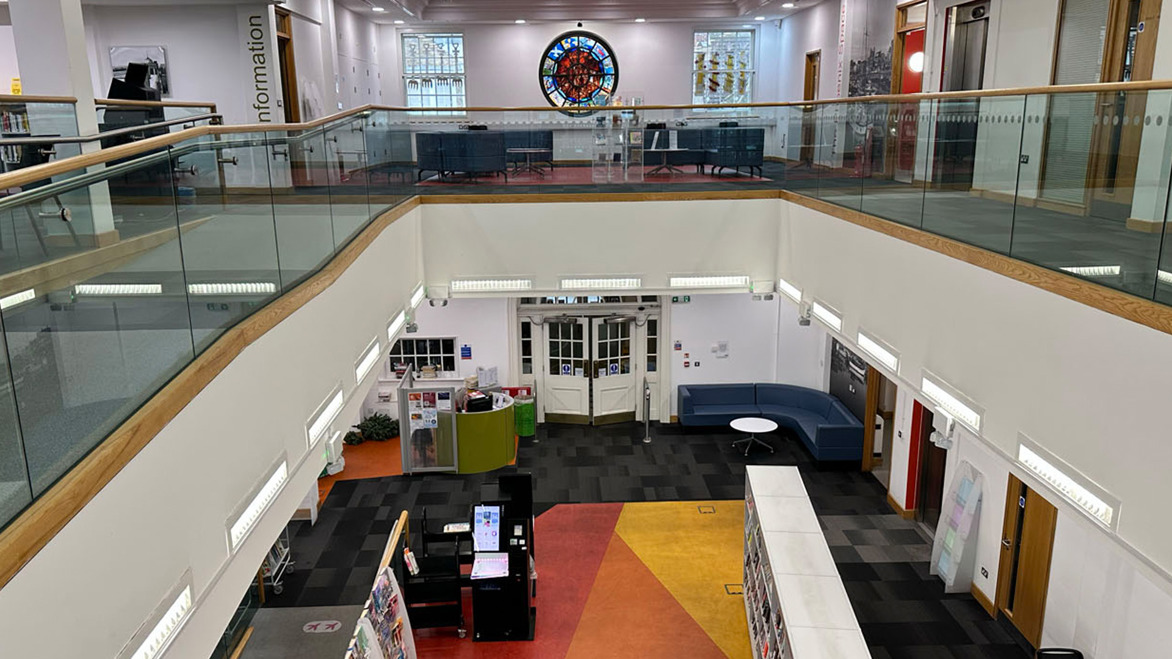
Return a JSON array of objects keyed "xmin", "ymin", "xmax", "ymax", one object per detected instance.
[{"xmin": 415, "ymin": 132, "xmax": 445, "ymax": 181}]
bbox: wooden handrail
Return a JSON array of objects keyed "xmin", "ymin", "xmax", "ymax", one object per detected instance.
[
  {"xmin": 95, "ymin": 98, "xmax": 218, "ymax": 112},
  {"xmin": 379, "ymin": 511, "xmax": 411, "ymax": 571},
  {"xmin": 0, "ymin": 94, "xmax": 77, "ymax": 104},
  {"xmin": 4, "ymin": 78, "xmax": 1172, "ymax": 192}
]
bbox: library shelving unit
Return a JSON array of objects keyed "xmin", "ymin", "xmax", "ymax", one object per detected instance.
[
  {"xmin": 346, "ymin": 511, "xmax": 416, "ymax": 659},
  {"xmin": 744, "ymin": 466, "xmax": 870, "ymax": 659}
]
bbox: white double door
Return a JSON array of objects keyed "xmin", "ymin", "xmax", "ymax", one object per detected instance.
[{"xmin": 543, "ymin": 317, "xmax": 637, "ymax": 425}]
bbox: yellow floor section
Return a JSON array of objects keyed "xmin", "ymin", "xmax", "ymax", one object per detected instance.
[{"xmin": 614, "ymin": 501, "xmax": 751, "ymax": 659}]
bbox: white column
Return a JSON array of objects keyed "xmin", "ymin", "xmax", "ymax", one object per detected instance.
[{"xmin": 9, "ymin": 0, "xmax": 118, "ymax": 242}]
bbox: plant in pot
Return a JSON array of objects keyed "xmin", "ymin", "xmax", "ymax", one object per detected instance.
[
  {"xmin": 343, "ymin": 429, "xmax": 365, "ymax": 446},
  {"xmin": 354, "ymin": 412, "xmax": 399, "ymax": 442}
]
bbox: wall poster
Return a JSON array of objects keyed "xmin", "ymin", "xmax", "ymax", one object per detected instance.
[{"xmin": 109, "ymin": 46, "xmax": 169, "ymax": 96}]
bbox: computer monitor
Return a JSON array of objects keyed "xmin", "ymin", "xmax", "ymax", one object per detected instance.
[{"xmin": 473, "ymin": 504, "xmax": 501, "ymax": 552}]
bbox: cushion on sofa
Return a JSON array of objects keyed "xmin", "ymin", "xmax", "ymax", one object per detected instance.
[{"xmin": 693, "ymin": 404, "xmax": 761, "ymax": 417}]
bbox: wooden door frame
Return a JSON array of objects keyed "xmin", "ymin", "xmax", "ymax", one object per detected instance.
[
  {"xmin": 861, "ymin": 366, "xmax": 881, "ymax": 471},
  {"xmin": 800, "ymin": 50, "xmax": 821, "ymax": 166},
  {"xmin": 803, "ymin": 49, "xmax": 821, "ymax": 101},
  {"xmin": 275, "ymin": 7, "xmax": 301, "ymax": 124},
  {"xmin": 995, "ymin": 474, "xmax": 1058, "ymax": 648}
]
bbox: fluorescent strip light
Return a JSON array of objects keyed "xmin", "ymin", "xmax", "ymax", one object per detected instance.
[
  {"xmin": 410, "ymin": 284, "xmax": 426, "ymax": 309},
  {"xmin": 560, "ymin": 277, "xmax": 641, "ymax": 290},
  {"xmin": 776, "ymin": 278, "xmax": 802, "ymax": 303},
  {"xmin": 1158, "ymin": 270, "xmax": 1172, "ymax": 285},
  {"xmin": 127, "ymin": 585, "xmax": 193, "ymax": 659},
  {"xmin": 355, "ymin": 339, "xmax": 382, "ymax": 384},
  {"xmin": 1018, "ymin": 441, "xmax": 1115, "ymax": 528},
  {"xmin": 857, "ymin": 331, "xmax": 899, "ymax": 373},
  {"xmin": 388, "ymin": 310, "xmax": 406, "ymax": 341},
  {"xmin": 635, "ymin": 17, "xmax": 646, "ymax": 22},
  {"xmin": 668, "ymin": 275, "xmax": 751, "ymax": 288},
  {"xmin": 0, "ymin": 288, "xmax": 35, "ymax": 311},
  {"xmin": 810, "ymin": 301, "xmax": 842, "ymax": 332},
  {"xmin": 450, "ymin": 278, "xmax": 533, "ymax": 293},
  {"xmin": 228, "ymin": 461, "xmax": 288, "ymax": 551},
  {"xmin": 1061, "ymin": 265, "xmax": 1121, "ymax": 277},
  {"xmin": 308, "ymin": 389, "xmax": 344, "ymax": 446},
  {"xmin": 75, "ymin": 283, "xmax": 163, "ymax": 296},
  {"xmin": 187, "ymin": 282, "xmax": 277, "ymax": 296},
  {"xmin": 921, "ymin": 374, "xmax": 981, "ymax": 433}
]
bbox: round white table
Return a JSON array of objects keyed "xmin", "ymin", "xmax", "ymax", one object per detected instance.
[{"xmin": 730, "ymin": 417, "xmax": 777, "ymax": 456}]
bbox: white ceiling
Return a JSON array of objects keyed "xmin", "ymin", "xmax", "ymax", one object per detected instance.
[{"xmin": 336, "ymin": 0, "xmax": 824, "ymax": 25}]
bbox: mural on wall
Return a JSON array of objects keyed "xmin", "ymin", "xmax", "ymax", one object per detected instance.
[
  {"xmin": 539, "ymin": 31, "xmax": 619, "ymax": 110},
  {"xmin": 829, "ymin": 338, "xmax": 868, "ymax": 423},
  {"xmin": 109, "ymin": 46, "xmax": 169, "ymax": 96},
  {"xmin": 845, "ymin": 0, "xmax": 896, "ymax": 98}
]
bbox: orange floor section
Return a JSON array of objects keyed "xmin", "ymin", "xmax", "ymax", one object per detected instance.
[
  {"xmin": 565, "ymin": 533, "xmax": 728, "ymax": 659},
  {"xmin": 317, "ymin": 436, "xmax": 402, "ymax": 505}
]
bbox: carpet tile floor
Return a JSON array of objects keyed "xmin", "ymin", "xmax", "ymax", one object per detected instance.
[{"xmin": 264, "ymin": 422, "xmax": 1029, "ymax": 658}]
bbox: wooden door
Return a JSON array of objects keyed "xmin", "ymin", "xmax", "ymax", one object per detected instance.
[
  {"xmin": 995, "ymin": 475, "xmax": 1058, "ymax": 648},
  {"xmin": 1087, "ymin": 0, "xmax": 1161, "ymax": 212},
  {"xmin": 916, "ymin": 410, "xmax": 948, "ymax": 529},
  {"xmin": 276, "ymin": 8, "xmax": 301, "ymax": 123},
  {"xmin": 862, "ymin": 367, "xmax": 882, "ymax": 472},
  {"xmin": 800, "ymin": 51, "xmax": 821, "ymax": 166}
]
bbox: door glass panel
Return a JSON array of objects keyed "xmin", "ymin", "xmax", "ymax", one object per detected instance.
[{"xmin": 572, "ymin": 323, "xmax": 583, "ymax": 340}]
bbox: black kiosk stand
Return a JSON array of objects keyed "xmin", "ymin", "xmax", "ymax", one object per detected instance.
[{"xmin": 470, "ymin": 472, "xmax": 536, "ymax": 641}]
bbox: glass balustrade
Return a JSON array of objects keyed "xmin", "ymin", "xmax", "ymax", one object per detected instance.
[{"xmin": 0, "ymin": 86, "xmax": 1169, "ymax": 534}]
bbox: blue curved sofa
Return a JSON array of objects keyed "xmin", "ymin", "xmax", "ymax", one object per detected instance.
[{"xmin": 677, "ymin": 383, "xmax": 863, "ymax": 461}]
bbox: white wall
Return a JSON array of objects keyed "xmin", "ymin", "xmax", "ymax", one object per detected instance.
[
  {"xmin": 668, "ymin": 293, "xmax": 780, "ymax": 416},
  {"xmin": 410, "ymin": 297, "xmax": 512, "ymax": 384},
  {"xmin": 780, "ymin": 196, "xmax": 1172, "ymax": 653},
  {"xmin": 83, "ymin": 5, "xmax": 247, "ymax": 122},
  {"xmin": 420, "ymin": 199, "xmax": 779, "ymax": 294},
  {"xmin": 384, "ymin": 21, "xmax": 771, "ymax": 107},
  {"xmin": 335, "ymin": 3, "xmax": 381, "ymax": 110},
  {"xmin": 0, "ymin": 26, "xmax": 19, "ymax": 91},
  {"xmin": 775, "ymin": 295, "xmax": 829, "ymax": 390},
  {"xmin": 0, "ymin": 207, "xmax": 423, "ymax": 658},
  {"xmin": 776, "ymin": 1, "xmax": 840, "ymax": 102}
]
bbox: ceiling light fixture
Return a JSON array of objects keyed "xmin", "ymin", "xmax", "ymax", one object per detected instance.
[
  {"xmin": 388, "ymin": 310, "xmax": 407, "ymax": 341},
  {"xmin": 782, "ymin": 2, "xmax": 796, "ymax": 8},
  {"xmin": 755, "ymin": 16, "xmax": 766, "ymax": 21},
  {"xmin": 668, "ymin": 275, "xmax": 751, "ymax": 289},
  {"xmin": 307, "ymin": 388, "xmax": 344, "ymax": 448},
  {"xmin": 857, "ymin": 330, "xmax": 899, "ymax": 374},
  {"xmin": 0, "ymin": 288, "xmax": 35, "ymax": 311},
  {"xmin": 1061, "ymin": 265, "xmax": 1121, "ymax": 277},
  {"xmin": 921, "ymin": 372, "xmax": 982, "ymax": 433},
  {"xmin": 635, "ymin": 18, "xmax": 646, "ymax": 23},
  {"xmin": 810, "ymin": 300, "xmax": 842, "ymax": 332},
  {"xmin": 394, "ymin": 19, "xmax": 405, "ymax": 24},
  {"xmin": 74, "ymin": 283, "xmax": 163, "ymax": 296},
  {"xmin": 187, "ymin": 282, "xmax": 277, "ymax": 296},
  {"xmin": 228, "ymin": 460, "xmax": 288, "ymax": 551},
  {"xmin": 1017, "ymin": 435, "xmax": 1118, "ymax": 529},
  {"xmin": 450, "ymin": 278, "xmax": 534, "ymax": 293},
  {"xmin": 561, "ymin": 277, "xmax": 642, "ymax": 290},
  {"xmin": 119, "ymin": 579, "xmax": 194, "ymax": 659},
  {"xmin": 515, "ymin": 19, "xmax": 526, "ymax": 24},
  {"xmin": 410, "ymin": 283, "xmax": 426, "ymax": 310},
  {"xmin": 372, "ymin": 6, "xmax": 386, "ymax": 12},
  {"xmin": 355, "ymin": 338, "xmax": 382, "ymax": 385},
  {"xmin": 776, "ymin": 278, "xmax": 802, "ymax": 304}
]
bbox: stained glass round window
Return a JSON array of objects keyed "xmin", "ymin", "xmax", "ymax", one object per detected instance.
[{"xmin": 539, "ymin": 31, "xmax": 619, "ymax": 109}]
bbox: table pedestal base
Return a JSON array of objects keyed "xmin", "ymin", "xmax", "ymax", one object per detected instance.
[{"xmin": 733, "ymin": 433, "xmax": 775, "ymax": 456}]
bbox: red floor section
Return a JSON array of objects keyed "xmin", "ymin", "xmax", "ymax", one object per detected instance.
[
  {"xmin": 414, "ymin": 502, "xmax": 622, "ymax": 658},
  {"xmin": 417, "ymin": 166, "xmax": 768, "ymax": 187}
]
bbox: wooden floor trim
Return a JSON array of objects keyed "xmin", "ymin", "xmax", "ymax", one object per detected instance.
[
  {"xmin": 0, "ymin": 197, "xmax": 420, "ymax": 591},
  {"xmin": 886, "ymin": 492, "xmax": 916, "ymax": 520},
  {"xmin": 228, "ymin": 626, "xmax": 254, "ymax": 659},
  {"xmin": 780, "ymin": 190, "xmax": 1172, "ymax": 337},
  {"xmin": 971, "ymin": 582, "xmax": 996, "ymax": 618}
]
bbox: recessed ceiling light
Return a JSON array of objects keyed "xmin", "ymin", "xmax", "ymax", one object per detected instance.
[
  {"xmin": 755, "ymin": 15, "xmax": 766, "ymax": 20},
  {"xmin": 515, "ymin": 18, "xmax": 526, "ymax": 24},
  {"xmin": 394, "ymin": 19, "xmax": 405, "ymax": 24},
  {"xmin": 743, "ymin": 24, "xmax": 754, "ymax": 28},
  {"xmin": 782, "ymin": 2, "xmax": 796, "ymax": 8},
  {"xmin": 635, "ymin": 18, "xmax": 646, "ymax": 23},
  {"xmin": 372, "ymin": 6, "xmax": 386, "ymax": 11}
]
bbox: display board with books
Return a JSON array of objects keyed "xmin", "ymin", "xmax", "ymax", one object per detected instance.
[
  {"xmin": 930, "ymin": 460, "xmax": 983, "ymax": 594},
  {"xmin": 744, "ymin": 466, "xmax": 869, "ymax": 659},
  {"xmin": 345, "ymin": 567, "xmax": 416, "ymax": 659}
]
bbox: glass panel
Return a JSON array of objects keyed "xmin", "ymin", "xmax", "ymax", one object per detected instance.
[
  {"xmin": 549, "ymin": 323, "xmax": 559, "ymax": 339},
  {"xmin": 364, "ymin": 110, "xmax": 414, "ymax": 216},
  {"xmin": 597, "ymin": 323, "xmax": 608, "ymax": 340},
  {"xmin": 859, "ymin": 100, "xmax": 929, "ymax": 228},
  {"xmin": 0, "ymin": 159, "xmax": 195, "ymax": 497},
  {"xmin": 648, "ymin": 318, "xmax": 657, "ymax": 335},
  {"xmin": 0, "ymin": 322, "xmax": 29, "ymax": 528},
  {"xmin": 572, "ymin": 342, "xmax": 582, "ymax": 358},
  {"xmin": 814, "ymin": 104, "xmax": 863, "ymax": 209},
  {"xmin": 443, "ymin": 357, "xmax": 455, "ymax": 371},
  {"xmin": 325, "ymin": 116, "xmax": 371, "ymax": 247},
  {"xmin": 922, "ymin": 96, "xmax": 1025, "ymax": 254},
  {"xmin": 549, "ymin": 341, "xmax": 560, "ymax": 358},
  {"xmin": 572, "ymin": 323, "xmax": 583, "ymax": 340},
  {"xmin": 647, "ymin": 356, "xmax": 657, "ymax": 373},
  {"xmin": 597, "ymin": 342, "xmax": 608, "ymax": 359},
  {"xmin": 172, "ymin": 133, "xmax": 281, "ymax": 352},
  {"xmin": 268, "ymin": 128, "xmax": 334, "ymax": 288},
  {"xmin": 1018, "ymin": 90, "xmax": 1170, "ymax": 299},
  {"xmin": 521, "ymin": 322, "xmax": 531, "ymax": 339}
]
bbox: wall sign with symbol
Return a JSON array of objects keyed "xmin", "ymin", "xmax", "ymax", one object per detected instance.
[
  {"xmin": 674, "ymin": 341, "xmax": 682, "ymax": 351},
  {"xmin": 609, "ymin": 363, "xmax": 619, "ymax": 375},
  {"xmin": 460, "ymin": 344, "xmax": 472, "ymax": 360},
  {"xmin": 562, "ymin": 363, "xmax": 572, "ymax": 375}
]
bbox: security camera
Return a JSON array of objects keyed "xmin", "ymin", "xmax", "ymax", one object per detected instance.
[
  {"xmin": 405, "ymin": 322, "xmax": 419, "ymax": 333},
  {"xmin": 428, "ymin": 298, "xmax": 448, "ymax": 308},
  {"xmin": 577, "ymin": 21, "xmax": 584, "ymax": 27}
]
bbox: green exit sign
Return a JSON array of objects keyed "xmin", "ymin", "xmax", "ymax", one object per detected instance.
[{"xmin": 671, "ymin": 295, "xmax": 691, "ymax": 304}]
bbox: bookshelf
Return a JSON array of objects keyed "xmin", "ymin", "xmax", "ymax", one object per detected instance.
[
  {"xmin": 744, "ymin": 466, "xmax": 869, "ymax": 659},
  {"xmin": 346, "ymin": 511, "xmax": 416, "ymax": 659},
  {"xmin": 1, "ymin": 104, "xmax": 32, "ymax": 170}
]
